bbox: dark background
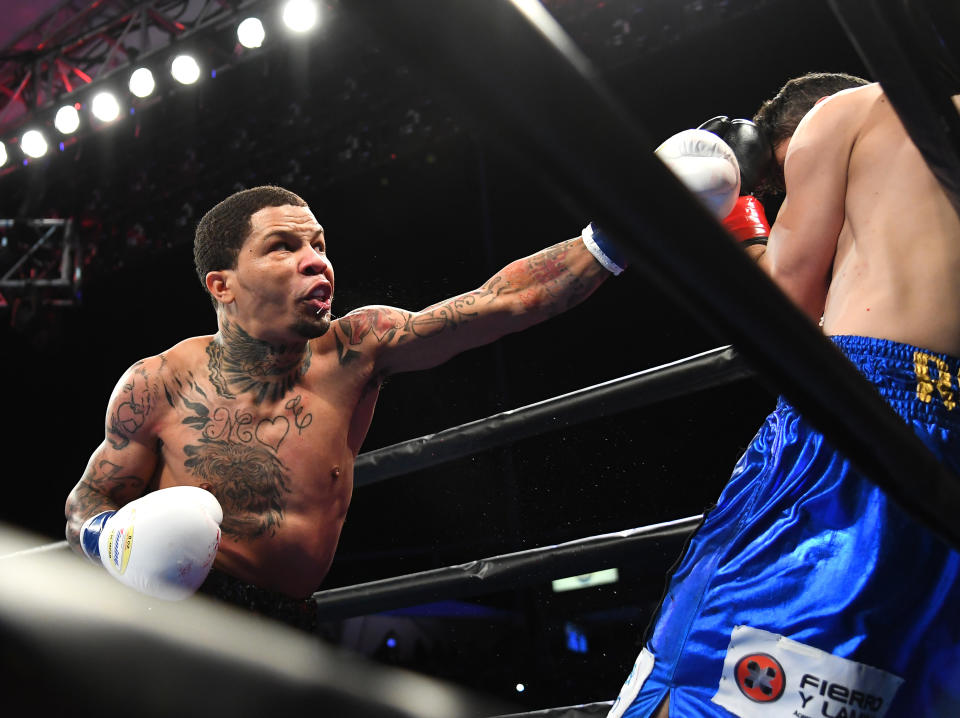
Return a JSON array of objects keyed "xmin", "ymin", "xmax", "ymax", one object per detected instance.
[{"xmin": 0, "ymin": 0, "xmax": 868, "ymax": 709}]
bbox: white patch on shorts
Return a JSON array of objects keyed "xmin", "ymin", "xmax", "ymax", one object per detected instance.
[
  {"xmin": 607, "ymin": 647, "xmax": 655, "ymax": 718},
  {"xmin": 712, "ymin": 625, "xmax": 904, "ymax": 717}
]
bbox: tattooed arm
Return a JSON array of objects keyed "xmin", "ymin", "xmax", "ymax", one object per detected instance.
[
  {"xmin": 64, "ymin": 357, "xmax": 165, "ymax": 553},
  {"xmin": 334, "ymin": 236, "xmax": 611, "ymax": 376}
]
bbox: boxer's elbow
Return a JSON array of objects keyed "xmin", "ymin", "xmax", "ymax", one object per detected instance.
[
  {"xmin": 767, "ymin": 266, "xmax": 828, "ymax": 323},
  {"xmin": 64, "ymin": 512, "xmax": 83, "ymax": 554},
  {"xmin": 64, "ymin": 486, "xmax": 106, "ymax": 554}
]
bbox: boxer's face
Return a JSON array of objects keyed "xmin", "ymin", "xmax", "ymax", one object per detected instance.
[
  {"xmin": 760, "ymin": 138, "xmax": 791, "ymax": 198},
  {"xmin": 774, "ymin": 139, "xmax": 790, "ymax": 170},
  {"xmin": 222, "ymin": 204, "xmax": 335, "ymax": 342}
]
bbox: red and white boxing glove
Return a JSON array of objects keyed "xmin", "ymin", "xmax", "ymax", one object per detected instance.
[
  {"xmin": 722, "ymin": 195, "xmax": 771, "ymax": 246},
  {"xmin": 79, "ymin": 486, "xmax": 222, "ymax": 601},
  {"xmin": 654, "ymin": 128, "xmax": 741, "ymax": 219}
]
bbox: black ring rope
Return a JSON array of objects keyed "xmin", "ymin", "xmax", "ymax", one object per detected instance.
[
  {"xmin": 311, "ymin": 515, "xmax": 702, "ymax": 620},
  {"xmin": 356, "ymin": 346, "xmax": 753, "ymax": 486}
]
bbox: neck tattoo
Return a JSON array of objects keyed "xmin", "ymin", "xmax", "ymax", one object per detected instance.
[{"xmin": 207, "ymin": 319, "xmax": 312, "ymax": 404}]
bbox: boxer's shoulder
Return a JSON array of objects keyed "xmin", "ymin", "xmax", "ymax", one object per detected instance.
[
  {"xmin": 328, "ymin": 305, "xmax": 410, "ymax": 360},
  {"xmin": 113, "ymin": 335, "xmax": 211, "ymax": 377},
  {"xmin": 106, "ymin": 337, "xmax": 212, "ymax": 425},
  {"xmin": 139, "ymin": 334, "xmax": 222, "ymax": 382},
  {"xmin": 792, "ymin": 83, "xmax": 877, "ymax": 144}
]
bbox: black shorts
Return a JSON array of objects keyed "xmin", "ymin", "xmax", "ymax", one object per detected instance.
[{"xmin": 197, "ymin": 569, "xmax": 318, "ymax": 633}]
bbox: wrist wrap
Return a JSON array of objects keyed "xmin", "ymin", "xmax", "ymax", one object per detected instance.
[
  {"xmin": 79, "ymin": 510, "xmax": 115, "ymax": 562},
  {"xmin": 582, "ymin": 222, "xmax": 628, "ymax": 275}
]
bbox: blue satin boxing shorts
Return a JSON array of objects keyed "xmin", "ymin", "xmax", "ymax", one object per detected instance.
[{"xmin": 608, "ymin": 335, "xmax": 960, "ymax": 718}]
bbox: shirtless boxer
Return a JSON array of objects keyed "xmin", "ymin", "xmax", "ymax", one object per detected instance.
[
  {"xmin": 610, "ymin": 73, "xmax": 960, "ymax": 716},
  {"xmin": 62, "ymin": 186, "xmax": 639, "ymax": 602},
  {"xmin": 63, "ymin": 159, "xmax": 746, "ymax": 610}
]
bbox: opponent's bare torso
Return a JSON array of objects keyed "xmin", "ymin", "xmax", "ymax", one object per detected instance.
[
  {"xmin": 823, "ymin": 86, "xmax": 960, "ymax": 355},
  {"xmin": 143, "ymin": 329, "xmax": 379, "ymax": 597}
]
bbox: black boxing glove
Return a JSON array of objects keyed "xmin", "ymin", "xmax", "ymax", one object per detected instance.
[{"xmin": 698, "ymin": 116, "xmax": 774, "ymax": 196}]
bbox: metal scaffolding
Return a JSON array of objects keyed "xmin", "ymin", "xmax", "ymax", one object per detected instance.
[
  {"xmin": 0, "ymin": 218, "xmax": 79, "ymax": 310},
  {"xmin": 0, "ymin": 0, "xmax": 263, "ymax": 139}
]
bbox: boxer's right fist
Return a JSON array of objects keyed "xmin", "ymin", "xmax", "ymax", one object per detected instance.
[
  {"xmin": 80, "ymin": 486, "xmax": 222, "ymax": 601},
  {"xmin": 655, "ymin": 129, "xmax": 741, "ymax": 219},
  {"xmin": 697, "ymin": 116, "xmax": 773, "ymax": 195}
]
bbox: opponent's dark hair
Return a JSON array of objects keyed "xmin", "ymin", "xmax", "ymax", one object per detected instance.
[
  {"xmin": 752, "ymin": 71, "xmax": 870, "ymax": 202},
  {"xmin": 193, "ymin": 185, "xmax": 308, "ymax": 307},
  {"xmin": 753, "ymin": 71, "xmax": 870, "ymax": 148}
]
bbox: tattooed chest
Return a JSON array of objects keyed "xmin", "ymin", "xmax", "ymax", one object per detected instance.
[{"xmin": 164, "ymin": 377, "xmax": 321, "ymax": 541}]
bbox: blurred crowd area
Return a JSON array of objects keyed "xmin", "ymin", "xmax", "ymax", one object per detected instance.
[{"xmin": 0, "ymin": 0, "xmax": 778, "ymax": 332}]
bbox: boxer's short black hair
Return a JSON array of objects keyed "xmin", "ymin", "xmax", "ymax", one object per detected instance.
[{"xmin": 194, "ymin": 185, "xmax": 308, "ymax": 306}]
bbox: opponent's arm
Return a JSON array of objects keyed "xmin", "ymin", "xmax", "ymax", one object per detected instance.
[
  {"xmin": 752, "ymin": 96, "xmax": 850, "ymax": 321},
  {"xmin": 65, "ymin": 357, "xmax": 163, "ymax": 552},
  {"xmin": 333, "ymin": 233, "xmax": 614, "ymax": 376}
]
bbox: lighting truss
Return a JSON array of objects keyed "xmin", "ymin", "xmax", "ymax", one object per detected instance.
[
  {"xmin": 0, "ymin": 218, "xmax": 79, "ymax": 309},
  {"xmin": 0, "ymin": 0, "xmax": 264, "ymax": 139}
]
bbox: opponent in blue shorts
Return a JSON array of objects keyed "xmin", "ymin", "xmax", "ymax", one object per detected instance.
[
  {"xmin": 608, "ymin": 336, "xmax": 960, "ymax": 717},
  {"xmin": 615, "ymin": 70, "xmax": 960, "ymax": 715}
]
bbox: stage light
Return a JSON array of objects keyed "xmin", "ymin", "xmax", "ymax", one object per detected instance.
[
  {"xmin": 282, "ymin": 0, "xmax": 318, "ymax": 33},
  {"xmin": 0, "ymin": 141, "xmax": 6, "ymax": 167},
  {"xmin": 91, "ymin": 92, "xmax": 121, "ymax": 122},
  {"xmin": 21, "ymin": 130, "xmax": 48, "ymax": 158},
  {"xmin": 129, "ymin": 67, "xmax": 156, "ymax": 98},
  {"xmin": 237, "ymin": 17, "xmax": 265, "ymax": 48},
  {"xmin": 54, "ymin": 105, "xmax": 80, "ymax": 134},
  {"xmin": 171, "ymin": 54, "xmax": 201, "ymax": 85},
  {"xmin": 515, "ymin": 684, "xmax": 526, "ymax": 693}
]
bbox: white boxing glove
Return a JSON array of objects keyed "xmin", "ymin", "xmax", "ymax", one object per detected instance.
[
  {"xmin": 79, "ymin": 486, "xmax": 222, "ymax": 601},
  {"xmin": 655, "ymin": 128, "xmax": 741, "ymax": 219}
]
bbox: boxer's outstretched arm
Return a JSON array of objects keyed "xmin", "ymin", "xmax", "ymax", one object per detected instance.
[
  {"xmin": 333, "ymin": 235, "xmax": 612, "ymax": 376},
  {"xmin": 64, "ymin": 357, "xmax": 162, "ymax": 552}
]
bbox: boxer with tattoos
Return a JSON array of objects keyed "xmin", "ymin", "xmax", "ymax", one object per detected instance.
[{"xmin": 66, "ymin": 184, "xmax": 707, "ymax": 613}]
